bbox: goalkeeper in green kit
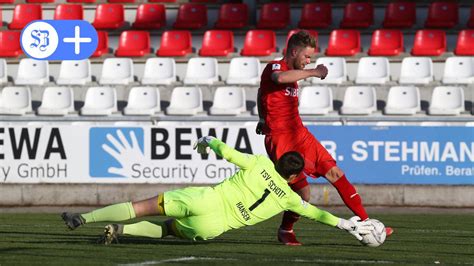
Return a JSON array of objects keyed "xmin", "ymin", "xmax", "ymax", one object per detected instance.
[{"xmin": 62, "ymin": 136, "xmax": 372, "ymax": 244}]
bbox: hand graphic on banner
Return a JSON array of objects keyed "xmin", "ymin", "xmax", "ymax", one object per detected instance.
[{"xmin": 102, "ymin": 130, "xmax": 146, "ymax": 177}]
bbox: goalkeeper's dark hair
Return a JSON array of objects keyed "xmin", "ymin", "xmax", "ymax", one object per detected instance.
[
  {"xmin": 287, "ymin": 30, "xmax": 317, "ymax": 53},
  {"xmin": 276, "ymin": 151, "xmax": 305, "ymax": 179}
]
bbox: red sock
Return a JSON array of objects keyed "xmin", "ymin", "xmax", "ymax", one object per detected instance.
[
  {"xmin": 332, "ymin": 175, "xmax": 369, "ymax": 220},
  {"xmin": 280, "ymin": 211, "xmax": 300, "ymax": 231}
]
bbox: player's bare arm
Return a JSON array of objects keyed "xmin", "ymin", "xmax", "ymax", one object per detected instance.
[{"xmin": 271, "ymin": 65, "xmax": 328, "ymax": 84}]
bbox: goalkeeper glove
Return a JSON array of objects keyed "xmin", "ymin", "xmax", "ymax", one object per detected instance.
[
  {"xmin": 193, "ymin": 136, "xmax": 215, "ymax": 155},
  {"xmin": 336, "ymin": 216, "xmax": 373, "ymax": 241}
]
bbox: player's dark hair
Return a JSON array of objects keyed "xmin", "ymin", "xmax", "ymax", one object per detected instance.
[
  {"xmin": 276, "ymin": 151, "xmax": 304, "ymax": 179},
  {"xmin": 287, "ymin": 30, "xmax": 317, "ymax": 53}
]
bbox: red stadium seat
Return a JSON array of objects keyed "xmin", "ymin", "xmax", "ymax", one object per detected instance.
[
  {"xmin": 115, "ymin": 31, "xmax": 150, "ymax": 57},
  {"xmin": 173, "ymin": 3, "xmax": 207, "ymax": 30},
  {"xmin": 425, "ymin": 2, "xmax": 458, "ymax": 28},
  {"xmin": 257, "ymin": 3, "xmax": 290, "ymax": 29},
  {"xmin": 157, "ymin": 30, "xmax": 193, "ymax": 57},
  {"xmin": 454, "ymin": 30, "xmax": 474, "ymax": 55},
  {"xmin": 149, "ymin": 0, "xmax": 175, "ymax": 2},
  {"xmin": 132, "ymin": 4, "xmax": 166, "ymax": 30},
  {"xmin": 214, "ymin": 3, "xmax": 248, "ymax": 29},
  {"xmin": 190, "ymin": 0, "xmax": 217, "ymax": 2},
  {"xmin": 27, "ymin": 0, "xmax": 54, "ymax": 3},
  {"xmin": 340, "ymin": 2, "xmax": 373, "ymax": 28},
  {"xmin": 67, "ymin": 0, "xmax": 95, "ymax": 3},
  {"xmin": 368, "ymin": 29, "xmax": 404, "ymax": 56},
  {"xmin": 411, "ymin": 30, "xmax": 446, "ymax": 56},
  {"xmin": 298, "ymin": 3, "xmax": 332, "ymax": 29},
  {"xmin": 8, "ymin": 4, "xmax": 42, "ymax": 30},
  {"xmin": 92, "ymin": 4, "xmax": 125, "ymax": 30},
  {"xmin": 91, "ymin": 31, "xmax": 109, "ymax": 57},
  {"xmin": 383, "ymin": 2, "xmax": 416, "ymax": 28},
  {"xmin": 241, "ymin": 30, "xmax": 276, "ymax": 56},
  {"xmin": 54, "ymin": 4, "xmax": 83, "ymax": 20},
  {"xmin": 468, "ymin": 5, "xmax": 474, "ymax": 28},
  {"xmin": 0, "ymin": 0, "xmax": 14, "ymax": 3},
  {"xmin": 325, "ymin": 29, "xmax": 361, "ymax": 56},
  {"xmin": 282, "ymin": 29, "xmax": 318, "ymax": 55},
  {"xmin": 199, "ymin": 30, "xmax": 234, "ymax": 57},
  {"xmin": 108, "ymin": 0, "xmax": 135, "ymax": 3},
  {"xmin": 0, "ymin": 31, "xmax": 22, "ymax": 57}
]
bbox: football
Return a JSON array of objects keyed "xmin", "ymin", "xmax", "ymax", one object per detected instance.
[{"xmin": 360, "ymin": 219, "xmax": 387, "ymax": 247}]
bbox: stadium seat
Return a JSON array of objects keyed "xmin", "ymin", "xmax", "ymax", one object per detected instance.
[
  {"xmin": 92, "ymin": 31, "xmax": 109, "ymax": 57},
  {"xmin": 411, "ymin": 30, "xmax": 446, "ymax": 56},
  {"xmin": 37, "ymin": 87, "xmax": 75, "ymax": 116},
  {"xmin": 8, "ymin": 4, "xmax": 42, "ymax": 30},
  {"xmin": 54, "ymin": 4, "xmax": 83, "ymax": 20},
  {"xmin": 298, "ymin": 3, "xmax": 332, "ymax": 29},
  {"xmin": 0, "ymin": 87, "xmax": 32, "ymax": 116},
  {"xmin": 468, "ymin": 5, "xmax": 474, "ymax": 28},
  {"xmin": 132, "ymin": 4, "xmax": 166, "ymax": 30},
  {"xmin": 312, "ymin": 57, "xmax": 347, "ymax": 84},
  {"xmin": 199, "ymin": 30, "xmax": 234, "ymax": 57},
  {"xmin": 166, "ymin": 87, "xmax": 203, "ymax": 116},
  {"xmin": 214, "ymin": 3, "xmax": 248, "ymax": 29},
  {"xmin": 340, "ymin": 86, "xmax": 377, "ymax": 115},
  {"xmin": 368, "ymin": 29, "xmax": 404, "ymax": 56},
  {"xmin": 340, "ymin": 2, "xmax": 374, "ymax": 28},
  {"xmin": 226, "ymin": 57, "xmax": 260, "ymax": 85},
  {"xmin": 355, "ymin": 57, "xmax": 390, "ymax": 84},
  {"xmin": 56, "ymin": 60, "xmax": 91, "ymax": 85},
  {"xmin": 442, "ymin": 57, "xmax": 474, "ymax": 84},
  {"xmin": 0, "ymin": 0, "xmax": 14, "ymax": 3},
  {"xmin": 298, "ymin": 86, "xmax": 333, "ymax": 115},
  {"xmin": 428, "ymin": 86, "xmax": 464, "ymax": 115},
  {"xmin": 99, "ymin": 58, "xmax": 134, "ymax": 85},
  {"xmin": 184, "ymin": 57, "xmax": 219, "ymax": 85},
  {"xmin": 383, "ymin": 2, "xmax": 416, "ymax": 28},
  {"xmin": 108, "ymin": 0, "xmax": 135, "ymax": 3},
  {"xmin": 399, "ymin": 57, "xmax": 433, "ymax": 84},
  {"xmin": 67, "ymin": 0, "xmax": 95, "ymax": 3},
  {"xmin": 325, "ymin": 30, "xmax": 361, "ymax": 56},
  {"xmin": 115, "ymin": 31, "xmax": 150, "ymax": 57},
  {"xmin": 0, "ymin": 59, "xmax": 7, "ymax": 85},
  {"xmin": 282, "ymin": 29, "xmax": 318, "ymax": 55},
  {"xmin": 0, "ymin": 31, "xmax": 22, "ymax": 57},
  {"xmin": 15, "ymin": 59, "xmax": 49, "ymax": 85},
  {"xmin": 257, "ymin": 3, "xmax": 290, "ymax": 29},
  {"xmin": 156, "ymin": 30, "xmax": 192, "ymax": 57},
  {"xmin": 92, "ymin": 4, "xmax": 125, "ymax": 30},
  {"xmin": 425, "ymin": 2, "xmax": 458, "ymax": 28},
  {"xmin": 454, "ymin": 30, "xmax": 474, "ymax": 56},
  {"xmin": 173, "ymin": 3, "xmax": 207, "ymax": 29},
  {"xmin": 123, "ymin": 87, "xmax": 161, "ymax": 116},
  {"xmin": 240, "ymin": 30, "xmax": 276, "ymax": 56},
  {"xmin": 80, "ymin": 87, "xmax": 117, "ymax": 116},
  {"xmin": 149, "ymin": 0, "xmax": 175, "ymax": 2},
  {"xmin": 384, "ymin": 86, "xmax": 420, "ymax": 115},
  {"xmin": 209, "ymin": 86, "xmax": 246, "ymax": 115},
  {"xmin": 141, "ymin": 58, "xmax": 176, "ymax": 85}
]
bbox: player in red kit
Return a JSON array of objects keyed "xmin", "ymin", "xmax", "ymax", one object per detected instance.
[{"xmin": 256, "ymin": 30, "xmax": 393, "ymax": 245}]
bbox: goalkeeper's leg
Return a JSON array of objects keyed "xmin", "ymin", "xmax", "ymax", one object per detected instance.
[{"xmin": 98, "ymin": 219, "xmax": 177, "ymax": 245}]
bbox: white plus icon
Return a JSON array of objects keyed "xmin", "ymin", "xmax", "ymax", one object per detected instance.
[{"xmin": 63, "ymin": 26, "xmax": 92, "ymax": 55}]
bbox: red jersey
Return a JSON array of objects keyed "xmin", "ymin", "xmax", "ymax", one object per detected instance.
[{"xmin": 259, "ymin": 59, "xmax": 304, "ymax": 135}]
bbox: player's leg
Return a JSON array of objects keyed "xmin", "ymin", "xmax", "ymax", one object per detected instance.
[{"xmin": 99, "ymin": 219, "xmax": 177, "ymax": 245}]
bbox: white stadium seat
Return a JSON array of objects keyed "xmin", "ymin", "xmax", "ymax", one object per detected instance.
[
  {"xmin": 226, "ymin": 57, "xmax": 261, "ymax": 85},
  {"xmin": 252, "ymin": 105, "xmax": 258, "ymax": 115},
  {"xmin": 124, "ymin": 87, "xmax": 161, "ymax": 116},
  {"xmin": 141, "ymin": 58, "xmax": 176, "ymax": 86},
  {"xmin": 312, "ymin": 57, "xmax": 347, "ymax": 84},
  {"xmin": 399, "ymin": 57, "xmax": 433, "ymax": 84},
  {"xmin": 37, "ymin": 87, "xmax": 75, "ymax": 116},
  {"xmin": 299, "ymin": 86, "xmax": 333, "ymax": 115},
  {"xmin": 442, "ymin": 57, "xmax": 474, "ymax": 84},
  {"xmin": 428, "ymin": 86, "xmax": 465, "ymax": 116},
  {"xmin": 15, "ymin": 59, "xmax": 49, "ymax": 85},
  {"xmin": 355, "ymin": 57, "xmax": 390, "ymax": 84},
  {"xmin": 210, "ymin": 86, "xmax": 246, "ymax": 115},
  {"xmin": 340, "ymin": 86, "xmax": 377, "ymax": 115},
  {"xmin": 0, "ymin": 86, "xmax": 32, "ymax": 115},
  {"xmin": 99, "ymin": 58, "xmax": 134, "ymax": 85},
  {"xmin": 56, "ymin": 60, "xmax": 91, "ymax": 85},
  {"xmin": 0, "ymin": 59, "xmax": 7, "ymax": 84},
  {"xmin": 166, "ymin": 87, "xmax": 203, "ymax": 115},
  {"xmin": 184, "ymin": 57, "xmax": 219, "ymax": 85},
  {"xmin": 80, "ymin": 87, "xmax": 117, "ymax": 116},
  {"xmin": 384, "ymin": 86, "xmax": 420, "ymax": 115}
]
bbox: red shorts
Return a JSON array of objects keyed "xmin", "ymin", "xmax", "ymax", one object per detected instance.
[{"xmin": 265, "ymin": 127, "xmax": 336, "ymax": 191}]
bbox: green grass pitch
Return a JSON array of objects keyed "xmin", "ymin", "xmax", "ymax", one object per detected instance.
[{"xmin": 0, "ymin": 212, "xmax": 473, "ymax": 265}]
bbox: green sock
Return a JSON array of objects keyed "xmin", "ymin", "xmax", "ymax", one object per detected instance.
[
  {"xmin": 123, "ymin": 221, "xmax": 167, "ymax": 239},
  {"xmin": 81, "ymin": 202, "xmax": 136, "ymax": 223}
]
